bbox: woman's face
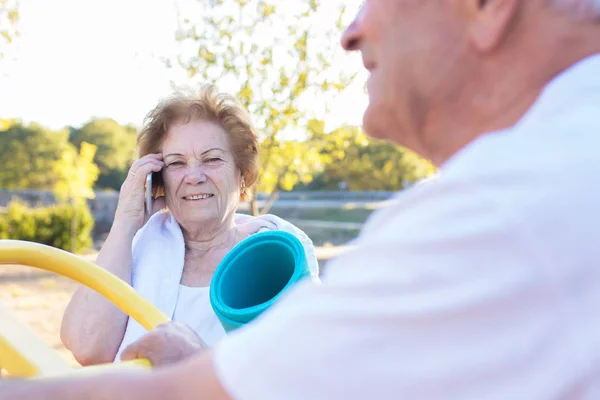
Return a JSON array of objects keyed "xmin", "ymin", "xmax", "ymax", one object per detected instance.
[{"xmin": 161, "ymin": 119, "xmax": 242, "ymax": 234}]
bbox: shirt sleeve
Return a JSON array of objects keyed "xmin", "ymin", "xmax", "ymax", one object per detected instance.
[{"xmin": 212, "ymin": 179, "xmax": 580, "ymax": 400}]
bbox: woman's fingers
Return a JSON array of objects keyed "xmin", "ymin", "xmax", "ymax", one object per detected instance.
[
  {"xmin": 236, "ymin": 216, "xmax": 278, "ymax": 235},
  {"xmin": 123, "ymin": 156, "xmax": 163, "ymax": 189},
  {"xmin": 128, "ymin": 154, "xmax": 162, "ymax": 178},
  {"xmin": 134, "ymin": 161, "xmax": 163, "ymax": 185},
  {"xmin": 115, "ymin": 154, "xmax": 164, "ymax": 230}
]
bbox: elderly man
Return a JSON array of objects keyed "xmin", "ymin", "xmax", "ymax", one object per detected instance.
[{"xmin": 3, "ymin": 0, "xmax": 600, "ymax": 398}]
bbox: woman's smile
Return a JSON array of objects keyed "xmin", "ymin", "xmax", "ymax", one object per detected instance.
[{"xmin": 182, "ymin": 193, "xmax": 215, "ymax": 201}]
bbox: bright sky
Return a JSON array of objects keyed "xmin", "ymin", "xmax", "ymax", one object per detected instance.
[{"xmin": 0, "ymin": 0, "xmax": 368, "ymax": 133}]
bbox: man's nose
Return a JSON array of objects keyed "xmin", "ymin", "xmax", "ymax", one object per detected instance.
[{"xmin": 340, "ymin": 7, "xmax": 363, "ymax": 51}]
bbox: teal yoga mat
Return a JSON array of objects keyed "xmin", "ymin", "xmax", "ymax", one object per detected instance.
[{"xmin": 209, "ymin": 230, "xmax": 310, "ymax": 332}]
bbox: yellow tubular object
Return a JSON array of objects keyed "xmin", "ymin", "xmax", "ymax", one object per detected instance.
[
  {"xmin": 56, "ymin": 358, "xmax": 153, "ymax": 378},
  {"xmin": 0, "ymin": 303, "xmax": 72, "ymax": 377},
  {"xmin": 0, "ymin": 240, "xmax": 171, "ymax": 377}
]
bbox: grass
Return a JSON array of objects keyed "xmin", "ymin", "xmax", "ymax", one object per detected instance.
[
  {"xmin": 299, "ymin": 227, "xmax": 361, "ymax": 247},
  {"xmin": 268, "ymin": 207, "xmax": 374, "ymax": 224},
  {"xmin": 235, "ymin": 205, "xmax": 373, "ymax": 246}
]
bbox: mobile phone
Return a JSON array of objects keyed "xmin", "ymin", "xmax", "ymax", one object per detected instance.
[{"xmin": 145, "ymin": 173, "xmax": 153, "ymax": 216}]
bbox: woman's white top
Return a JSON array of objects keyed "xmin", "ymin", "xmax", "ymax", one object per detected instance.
[
  {"xmin": 115, "ymin": 212, "xmax": 319, "ymax": 361},
  {"xmin": 172, "ymin": 284, "xmax": 226, "ymax": 346}
]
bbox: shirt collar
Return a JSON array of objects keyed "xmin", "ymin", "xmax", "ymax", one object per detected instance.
[
  {"xmin": 514, "ymin": 52, "xmax": 600, "ymax": 129},
  {"xmin": 440, "ymin": 52, "xmax": 600, "ymax": 171}
]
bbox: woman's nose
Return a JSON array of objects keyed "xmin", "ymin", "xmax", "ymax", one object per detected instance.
[{"xmin": 184, "ymin": 166, "xmax": 207, "ymax": 185}]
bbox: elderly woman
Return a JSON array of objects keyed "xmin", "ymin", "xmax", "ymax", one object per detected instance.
[{"xmin": 60, "ymin": 85, "xmax": 318, "ymax": 366}]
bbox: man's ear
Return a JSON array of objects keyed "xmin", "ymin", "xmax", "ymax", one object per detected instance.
[{"xmin": 466, "ymin": 0, "xmax": 521, "ymax": 52}]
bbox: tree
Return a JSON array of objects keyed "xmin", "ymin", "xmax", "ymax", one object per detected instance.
[
  {"xmin": 0, "ymin": 118, "xmax": 19, "ymax": 130},
  {"xmin": 305, "ymin": 124, "xmax": 436, "ymax": 191},
  {"xmin": 172, "ymin": 0, "xmax": 354, "ymax": 214},
  {"xmin": 0, "ymin": 122, "xmax": 73, "ymax": 190},
  {"xmin": 0, "ymin": 0, "xmax": 19, "ymax": 60},
  {"xmin": 69, "ymin": 118, "xmax": 138, "ymax": 191},
  {"xmin": 53, "ymin": 142, "xmax": 100, "ymax": 204},
  {"xmin": 257, "ymin": 136, "xmax": 324, "ymax": 204},
  {"xmin": 53, "ymin": 141, "xmax": 100, "ymax": 252}
]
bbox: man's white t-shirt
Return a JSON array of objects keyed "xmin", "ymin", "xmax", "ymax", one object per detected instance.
[{"xmin": 212, "ymin": 54, "xmax": 600, "ymax": 399}]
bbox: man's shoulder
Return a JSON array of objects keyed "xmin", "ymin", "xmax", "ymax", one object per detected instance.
[{"xmin": 344, "ymin": 171, "xmax": 507, "ymax": 268}]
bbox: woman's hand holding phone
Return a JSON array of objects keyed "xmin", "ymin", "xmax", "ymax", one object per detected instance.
[{"xmin": 114, "ymin": 153, "xmax": 165, "ymax": 234}]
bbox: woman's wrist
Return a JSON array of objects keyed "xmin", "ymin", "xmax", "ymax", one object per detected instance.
[{"xmin": 109, "ymin": 217, "xmax": 140, "ymax": 240}]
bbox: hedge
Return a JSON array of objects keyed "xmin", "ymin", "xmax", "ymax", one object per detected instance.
[{"xmin": 0, "ymin": 200, "xmax": 94, "ymax": 253}]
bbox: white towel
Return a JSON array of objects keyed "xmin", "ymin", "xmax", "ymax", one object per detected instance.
[{"xmin": 115, "ymin": 210, "xmax": 319, "ymax": 361}]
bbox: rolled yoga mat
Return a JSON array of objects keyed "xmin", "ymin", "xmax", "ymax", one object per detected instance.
[{"xmin": 209, "ymin": 230, "xmax": 310, "ymax": 332}]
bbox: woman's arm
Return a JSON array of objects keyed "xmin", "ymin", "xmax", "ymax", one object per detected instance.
[
  {"xmin": 60, "ymin": 154, "xmax": 165, "ymax": 365},
  {"xmin": 60, "ymin": 220, "xmax": 137, "ymax": 365}
]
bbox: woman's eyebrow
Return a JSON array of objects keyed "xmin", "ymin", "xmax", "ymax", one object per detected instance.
[
  {"xmin": 163, "ymin": 148, "xmax": 226, "ymax": 158},
  {"xmin": 163, "ymin": 152, "xmax": 185, "ymax": 158},
  {"xmin": 201, "ymin": 147, "xmax": 225, "ymax": 155}
]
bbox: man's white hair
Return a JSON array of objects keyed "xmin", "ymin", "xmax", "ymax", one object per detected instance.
[{"xmin": 548, "ymin": 0, "xmax": 600, "ymax": 19}]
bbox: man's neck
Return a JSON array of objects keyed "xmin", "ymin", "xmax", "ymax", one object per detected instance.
[{"xmin": 421, "ymin": 26, "xmax": 600, "ymax": 167}]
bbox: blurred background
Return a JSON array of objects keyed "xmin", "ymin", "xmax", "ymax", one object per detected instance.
[{"xmin": 0, "ymin": 0, "xmax": 435, "ymax": 366}]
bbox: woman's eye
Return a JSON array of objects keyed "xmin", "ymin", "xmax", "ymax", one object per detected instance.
[
  {"xmin": 168, "ymin": 161, "xmax": 184, "ymax": 166},
  {"xmin": 206, "ymin": 158, "xmax": 222, "ymax": 163}
]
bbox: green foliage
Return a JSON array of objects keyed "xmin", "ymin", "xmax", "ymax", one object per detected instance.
[
  {"xmin": 0, "ymin": 213, "xmax": 8, "ymax": 239},
  {"xmin": 258, "ymin": 138, "xmax": 324, "ymax": 193},
  {"xmin": 0, "ymin": 122, "xmax": 73, "ymax": 189},
  {"xmin": 52, "ymin": 140, "xmax": 100, "ymax": 253},
  {"xmin": 0, "ymin": 0, "xmax": 19, "ymax": 59},
  {"xmin": 174, "ymin": 0, "xmax": 353, "ymax": 213},
  {"xmin": 69, "ymin": 118, "xmax": 138, "ymax": 190},
  {"xmin": 304, "ymin": 125, "xmax": 436, "ymax": 191},
  {"xmin": 0, "ymin": 118, "xmax": 19, "ymax": 130},
  {"xmin": 53, "ymin": 141, "xmax": 100, "ymax": 203},
  {"xmin": 0, "ymin": 200, "xmax": 94, "ymax": 252}
]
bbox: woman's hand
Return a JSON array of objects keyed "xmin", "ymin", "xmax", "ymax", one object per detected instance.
[
  {"xmin": 120, "ymin": 322, "xmax": 208, "ymax": 367},
  {"xmin": 234, "ymin": 214, "xmax": 278, "ymax": 235},
  {"xmin": 115, "ymin": 153, "xmax": 166, "ymax": 233}
]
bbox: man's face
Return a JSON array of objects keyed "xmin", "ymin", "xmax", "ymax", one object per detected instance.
[{"xmin": 341, "ymin": 0, "xmax": 470, "ymax": 154}]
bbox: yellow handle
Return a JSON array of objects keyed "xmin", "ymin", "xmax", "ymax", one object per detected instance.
[{"xmin": 0, "ymin": 240, "xmax": 171, "ymax": 377}]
